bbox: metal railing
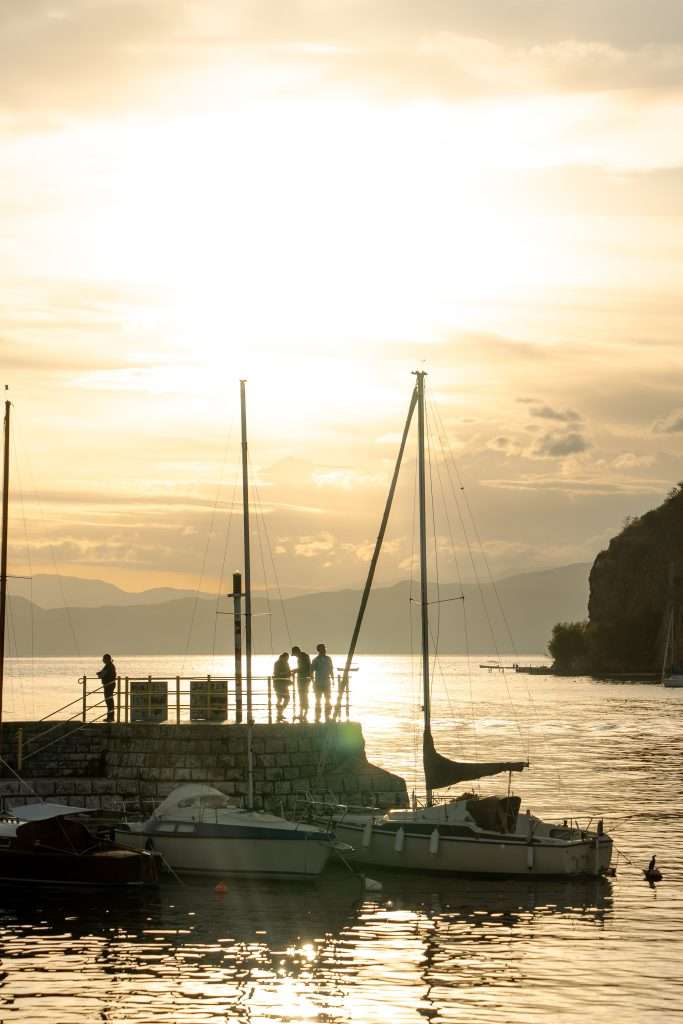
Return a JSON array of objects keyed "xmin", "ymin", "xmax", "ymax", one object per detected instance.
[
  {"xmin": 8, "ymin": 674, "xmax": 352, "ymax": 772},
  {"xmin": 74, "ymin": 673, "xmax": 351, "ymax": 725}
]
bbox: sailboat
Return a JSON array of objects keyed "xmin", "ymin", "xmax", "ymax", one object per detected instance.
[
  {"xmin": 661, "ymin": 607, "xmax": 683, "ymax": 688},
  {"xmin": 319, "ymin": 372, "xmax": 613, "ymax": 877},
  {"xmin": 0, "ymin": 397, "xmax": 160, "ymax": 887},
  {"xmin": 115, "ymin": 381, "xmax": 338, "ymax": 879}
]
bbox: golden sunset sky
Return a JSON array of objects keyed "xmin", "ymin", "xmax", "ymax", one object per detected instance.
[{"xmin": 3, "ymin": 1, "xmax": 683, "ymax": 594}]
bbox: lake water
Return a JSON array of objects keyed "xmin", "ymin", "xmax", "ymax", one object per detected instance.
[{"xmin": 1, "ymin": 654, "xmax": 682, "ymax": 1023}]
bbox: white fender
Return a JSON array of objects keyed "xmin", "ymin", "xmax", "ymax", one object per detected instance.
[
  {"xmin": 362, "ymin": 819, "xmax": 373, "ymax": 848},
  {"xmin": 394, "ymin": 827, "xmax": 405, "ymax": 853},
  {"xmin": 429, "ymin": 828, "xmax": 440, "ymax": 855}
]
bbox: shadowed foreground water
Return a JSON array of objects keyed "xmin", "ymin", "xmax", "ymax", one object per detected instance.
[{"xmin": 2, "ymin": 655, "xmax": 682, "ymax": 1022}]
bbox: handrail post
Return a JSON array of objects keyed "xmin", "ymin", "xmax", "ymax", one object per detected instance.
[
  {"xmin": 116, "ymin": 676, "xmax": 121, "ymax": 723},
  {"xmin": 16, "ymin": 727, "xmax": 23, "ymax": 773},
  {"xmin": 125, "ymin": 676, "xmax": 129, "ymax": 723},
  {"xmin": 267, "ymin": 675, "xmax": 272, "ymax": 724},
  {"xmin": 345, "ymin": 675, "xmax": 350, "ymax": 720},
  {"xmin": 81, "ymin": 675, "xmax": 87, "ymax": 722},
  {"xmin": 176, "ymin": 676, "xmax": 180, "ymax": 724}
]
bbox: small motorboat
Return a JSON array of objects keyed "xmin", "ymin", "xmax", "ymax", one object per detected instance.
[
  {"xmin": 115, "ymin": 784, "xmax": 337, "ymax": 880},
  {"xmin": 0, "ymin": 802, "xmax": 160, "ymax": 887}
]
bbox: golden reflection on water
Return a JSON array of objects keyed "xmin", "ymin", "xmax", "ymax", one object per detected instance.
[
  {"xmin": 0, "ymin": 873, "xmax": 622, "ymax": 1024},
  {"xmin": 2, "ymin": 656, "xmax": 683, "ymax": 1021}
]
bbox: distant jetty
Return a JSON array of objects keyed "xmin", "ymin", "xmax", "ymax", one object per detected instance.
[{"xmin": 479, "ymin": 663, "xmax": 553, "ymax": 675}]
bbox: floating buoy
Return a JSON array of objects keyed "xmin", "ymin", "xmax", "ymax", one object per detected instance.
[{"xmin": 214, "ymin": 882, "xmax": 228, "ymax": 894}]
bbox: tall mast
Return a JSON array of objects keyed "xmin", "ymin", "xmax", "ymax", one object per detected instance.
[
  {"xmin": 239, "ymin": 380, "xmax": 253, "ymax": 723},
  {"xmin": 415, "ymin": 371, "xmax": 432, "ymax": 804},
  {"xmin": 0, "ymin": 399, "xmax": 10, "ymax": 723}
]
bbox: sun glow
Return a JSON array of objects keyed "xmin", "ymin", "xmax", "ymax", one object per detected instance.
[{"xmin": 5, "ymin": 96, "xmax": 597, "ymax": 367}]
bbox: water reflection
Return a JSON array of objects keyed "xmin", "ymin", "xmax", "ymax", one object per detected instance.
[{"xmin": 0, "ymin": 869, "xmax": 615, "ymax": 1024}]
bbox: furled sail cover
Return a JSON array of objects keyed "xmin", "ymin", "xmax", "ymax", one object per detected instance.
[{"xmin": 423, "ymin": 729, "xmax": 527, "ymax": 790}]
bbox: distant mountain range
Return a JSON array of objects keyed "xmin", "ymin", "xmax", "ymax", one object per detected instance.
[{"xmin": 4, "ymin": 564, "xmax": 589, "ymax": 658}]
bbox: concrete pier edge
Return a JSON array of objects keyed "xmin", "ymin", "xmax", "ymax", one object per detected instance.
[{"xmin": 0, "ymin": 720, "xmax": 408, "ymax": 817}]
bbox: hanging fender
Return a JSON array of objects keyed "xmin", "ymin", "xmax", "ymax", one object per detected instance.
[
  {"xmin": 362, "ymin": 819, "xmax": 373, "ymax": 848},
  {"xmin": 429, "ymin": 828, "xmax": 440, "ymax": 855},
  {"xmin": 394, "ymin": 827, "xmax": 405, "ymax": 853}
]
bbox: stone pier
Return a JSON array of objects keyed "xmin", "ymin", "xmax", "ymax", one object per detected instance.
[{"xmin": 0, "ymin": 721, "xmax": 408, "ymax": 817}]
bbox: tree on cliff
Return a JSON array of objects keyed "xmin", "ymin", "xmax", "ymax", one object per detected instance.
[{"xmin": 548, "ymin": 621, "xmax": 589, "ymax": 674}]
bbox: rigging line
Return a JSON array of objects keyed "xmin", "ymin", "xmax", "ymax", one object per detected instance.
[
  {"xmin": 11, "ymin": 411, "xmax": 81, "ymax": 661},
  {"xmin": 11, "ymin": 424, "xmax": 36, "ymax": 699},
  {"xmin": 250, "ymin": 476, "xmax": 292, "ymax": 649},
  {"xmin": 429, "ymin": 403, "xmax": 543, "ymax": 765},
  {"xmin": 428, "ymin": 403, "xmax": 471, "ymax": 757},
  {"xmin": 429, "ymin": 402, "xmax": 527, "ymax": 751},
  {"xmin": 432, "ymin": 412, "xmax": 556, "ymax": 780},
  {"xmin": 180, "ymin": 417, "xmax": 236, "ymax": 676},
  {"xmin": 0, "ymin": 754, "xmax": 40, "ymax": 799},
  {"xmin": 212, "ymin": 470, "xmax": 240, "ymax": 658},
  {"xmin": 460, "ymin": 587, "xmax": 479, "ymax": 762},
  {"xmin": 427, "ymin": 396, "xmax": 479, "ymax": 753},
  {"xmin": 249, "ymin": 456, "xmax": 274, "ymax": 657},
  {"xmin": 425, "ymin": 399, "xmax": 441, "ymax": 693}
]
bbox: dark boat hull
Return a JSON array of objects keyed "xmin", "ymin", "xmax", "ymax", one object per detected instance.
[{"xmin": 0, "ymin": 847, "xmax": 159, "ymax": 887}]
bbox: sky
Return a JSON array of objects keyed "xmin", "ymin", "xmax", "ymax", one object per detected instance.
[{"xmin": 2, "ymin": 0, "xmax": 683, "ymax": 597}]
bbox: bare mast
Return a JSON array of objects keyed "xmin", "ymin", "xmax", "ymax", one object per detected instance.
[
  {"xmin": 0, "ymin": 398, "xmax": 9, "ymax": 723},
  {"xmin": 239, "ymin": 380, "xmax": 253, "ymax": 723},
  {"xmin": 414, "ymin": 371, "xmax": 432, "ymax": 805}
]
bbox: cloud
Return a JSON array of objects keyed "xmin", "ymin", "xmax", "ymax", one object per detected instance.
[
  {"xmin": 5, "ymin": 0, "xmax": 683, "ymax": 127},
  {"xmin": 612, "ymin": 452, "xmax": 656, "ymax": 469},
  {"xmin": 294, "ymin": 532, "xmax": 336, "ymax": 559},
  {"xmin": 653, "ymin": 409, "xmax": 683, "ymax": 433},
  {"xmin": 0, "ymin": 1, "xmax": 185, "ymax": 119},
  {"xmin": 529, "ymin": 405, "xmax": 581, "ymax": 423},
  {"xmin": 531, "ymin": 431, "xmax": 591, "ymax": 458},
  {"xmin": 484, "ymin": 474, "xmax": 665, "ymax": 497},
  {"xmin": 311, "ymin": 468, "xmax": 380, "ymax": 490}
]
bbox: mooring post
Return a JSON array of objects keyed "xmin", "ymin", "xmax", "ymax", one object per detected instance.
[{"xmin": 231, "ymin": 571, "xmax": 243, "ymax": 724}]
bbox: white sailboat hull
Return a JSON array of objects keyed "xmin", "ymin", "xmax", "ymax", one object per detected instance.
[
  {"xmin": 115, "ymin": 784, "xmax": 335, "ymax": 880},
  {"xmin": 313, "ymin": 803, "xmax": 613, "ymax": 878},
  {"xmin": 117, "ymin": 826, "xmax": 333, "ymax": 879}
]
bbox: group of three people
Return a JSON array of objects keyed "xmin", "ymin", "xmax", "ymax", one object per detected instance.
[
  {"xmin": 272, "ymin": 643, "xmax": 335, "ymax": 723},
  {"xmin": 95, "ymin": 643, "xmax": 336, "ymax": 725}
]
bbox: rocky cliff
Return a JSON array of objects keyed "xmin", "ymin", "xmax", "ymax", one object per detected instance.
[{"xmin": 587, "ymin": 485, "xmax": 683, "ymax": 672}]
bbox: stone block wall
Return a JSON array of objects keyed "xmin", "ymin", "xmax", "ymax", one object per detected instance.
[{"xmin": 0, "ymin": 720, "xmax": 408, "ymax": 817}]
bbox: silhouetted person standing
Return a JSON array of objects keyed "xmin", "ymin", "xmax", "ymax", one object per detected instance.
[
  {"xmin": 97, "ymin": 653, "xmax": 117, "ymax": 723},
  {"xmin": 273, "ymin": 651, "xmax": 292, "ymax": 723},
  {"xmin": 291, "ymin": 645, "xmax": 312, "ymax": 722},
  {"xmin": 311, "ymin": 643, "xmax": 334, "ymax": 723}
]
